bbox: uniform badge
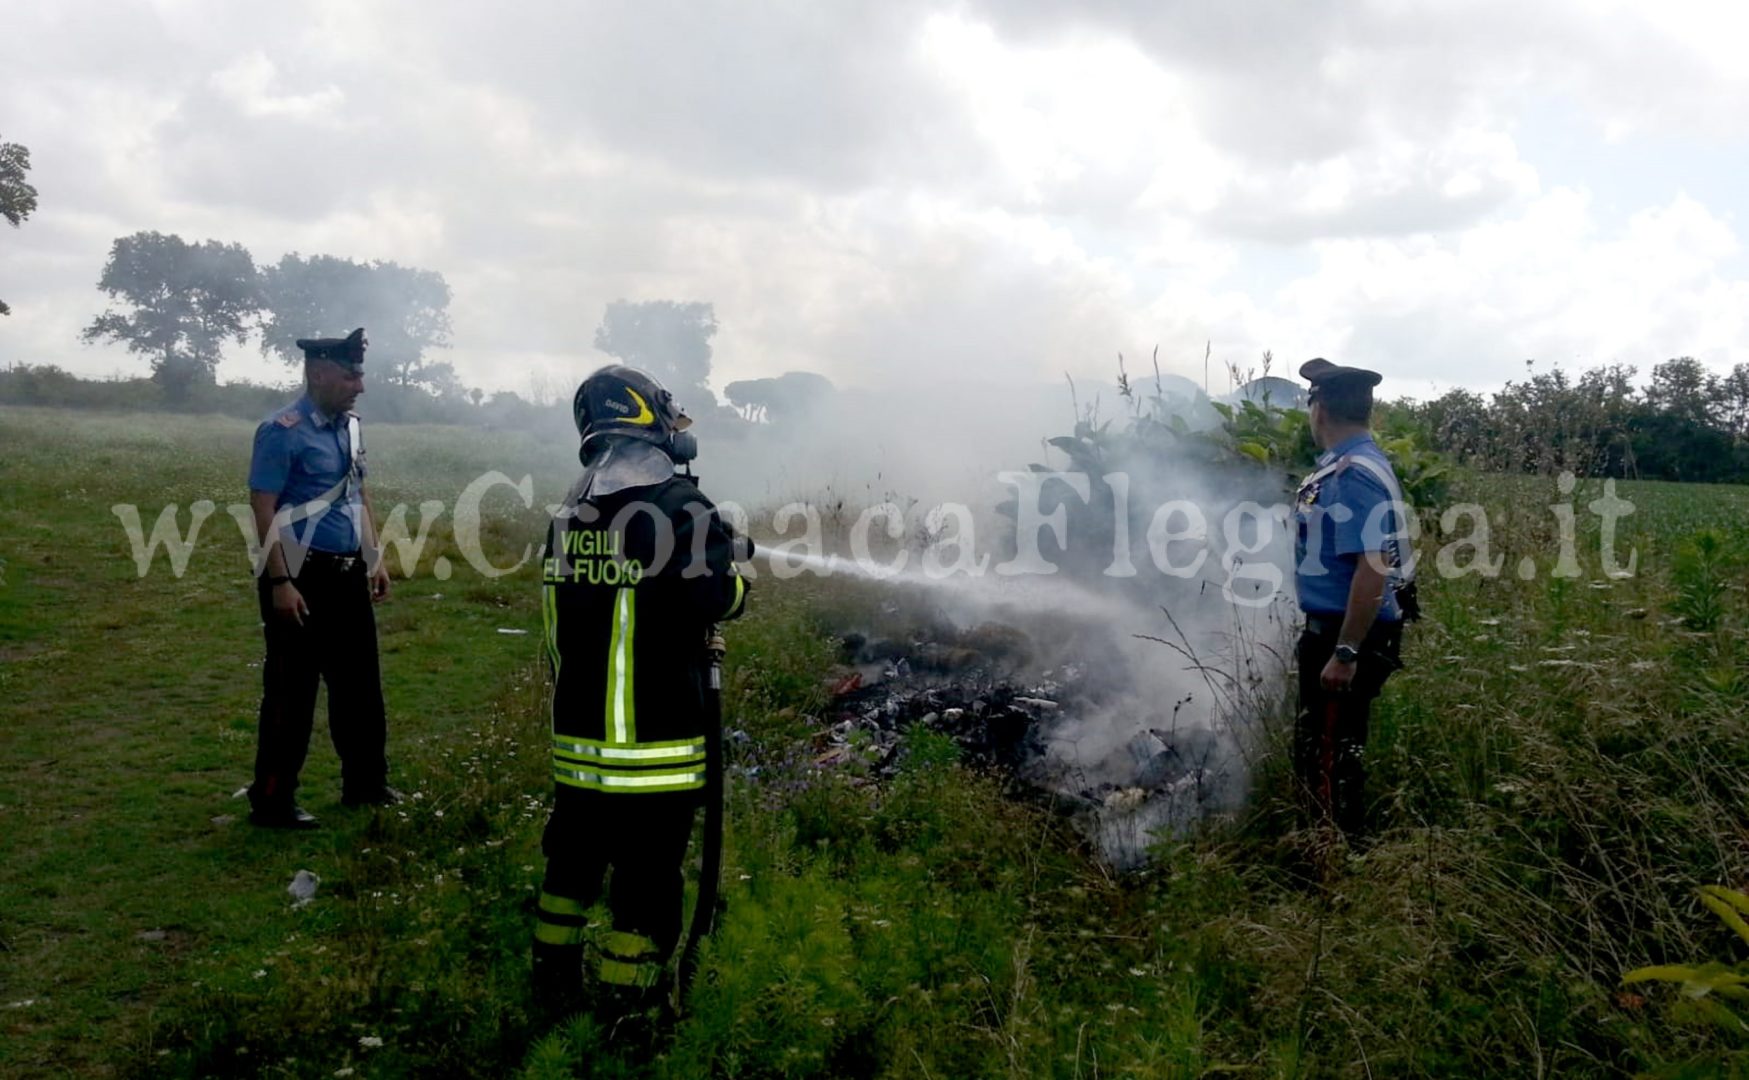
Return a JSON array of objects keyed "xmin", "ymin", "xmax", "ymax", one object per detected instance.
[{"xmin": 276, "ymin": 412, "xmax": 301, "ymax": 429}]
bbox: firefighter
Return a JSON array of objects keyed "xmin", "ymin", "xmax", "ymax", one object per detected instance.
[
  {"xmin": 1291, "ymin": 358, "xmax": 1417, "ymax": 836},
  {"xmin": 531, "ymin": 364, "xmax": 748, "ymax": 1014}
]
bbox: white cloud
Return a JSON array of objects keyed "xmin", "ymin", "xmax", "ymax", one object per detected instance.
[
  {"xmin": 209, "ymin": 53, "xmax": 344, "ymax": 121},
  {"xmin": 0, "ymin": 0, "xmax": 1745, "ymax": 411},
  {"xmin": 1273, "ymin": 190, "xmax": 1749, "ymax": 396}
]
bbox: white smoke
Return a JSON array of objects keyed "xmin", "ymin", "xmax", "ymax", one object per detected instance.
[{"xmin": 717, "ymin": 382, "xmax": 1301, "ymax": 867}]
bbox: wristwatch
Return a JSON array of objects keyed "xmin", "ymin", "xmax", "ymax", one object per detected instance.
[
  {"xmin": 268, "ymin": 574, "xmax": 293, "ymax": 586},
  {"xmin": 1333, "ymin": 643, "xmax": 1361, "ymax": 664}
]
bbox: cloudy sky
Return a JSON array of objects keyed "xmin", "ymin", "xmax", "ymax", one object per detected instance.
[{"xmin": 3, "ymin": 0, "xmax": 1747, "ymax": 403}]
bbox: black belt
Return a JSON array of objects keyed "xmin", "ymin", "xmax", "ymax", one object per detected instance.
[
  {"xmin": 302, "ymin": 550, "xmax": 365, "ymax": 573},
  {"xmin": 1303, "ymin": 613, "xmax": 1343, "ymax": 637},
  {"xmin": 1303, "ymin": 613, "xmax": 1402, "ymax": 638}
]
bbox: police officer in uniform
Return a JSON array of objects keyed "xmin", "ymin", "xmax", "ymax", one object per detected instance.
[
  {"xmin": 532, "ymin": 365, "xmax": 748, "ymax": 1013},
  {"xmin": 246, "ymin": 328, "xmax": 402, "ymax": 829},
  {"xmin": 1292, "ymin": 358, "xmax": 1416, "ymax": 835}
]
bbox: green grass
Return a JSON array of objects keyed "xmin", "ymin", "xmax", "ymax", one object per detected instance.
[
  {"xmin": 5, "ymin": 406, "xmax": 1749, "ymax": 1078},
  {"xmin": 0, "ymin": 407, "xmax": 569, "ymax": 1076}
]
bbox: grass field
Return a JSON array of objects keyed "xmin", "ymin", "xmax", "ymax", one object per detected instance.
[{"xmin": 5, "ymin": 403, "xmax": 1749, "ymax": 1078}]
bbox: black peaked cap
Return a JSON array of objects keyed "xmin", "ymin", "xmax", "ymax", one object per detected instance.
[
  {"xmin": 1299, "ymin": 357, "xmax": 1381, "ymax": 389},
  {"xmin": 295, "ymin": 327, "xmax": 368, "ymax": 370}
]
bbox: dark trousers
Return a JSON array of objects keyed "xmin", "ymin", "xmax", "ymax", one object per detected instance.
[
  {"xmin": 249, "ymin": 555, "xmax": 387, "ymax": 811},
  {"xmin": 1293, "ymin": 618, "xmax": 1401, "ymax": 833},
  {"xmin": 535, "ymin": 788, "xmax": 698, "ymax": 979}
]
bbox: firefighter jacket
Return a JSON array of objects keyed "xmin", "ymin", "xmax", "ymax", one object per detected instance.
[{"xmin": 540, "ymin": 475, "xmax": 747, "ymax": 796}]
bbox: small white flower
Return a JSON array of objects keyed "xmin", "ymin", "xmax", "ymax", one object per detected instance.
[
  {"xmin": 334, "ymin": 1070, "xmax": 355, "ymax": 1078},
  {"xmin": 359, "ymin": 1035, "xmax": 384, "ymax": 1049},
  {"xmin": 252, "ymin": 970, "xmax": 267, "ymax": 979}
]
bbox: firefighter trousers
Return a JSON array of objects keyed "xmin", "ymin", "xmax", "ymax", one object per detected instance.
[
  {"xmin": 1292, "ymin": 619, "xmax": 1401, "ymax": 834},
  {"xmin": 249, "ymin": 556, "xmax": 388, "ymax": 812},
  {"xmin": 533, "ymin": 787, "xmax": 699, "ymax": 994}
]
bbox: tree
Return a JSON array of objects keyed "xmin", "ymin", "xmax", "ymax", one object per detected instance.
[
  {"xmin": 593, "ymin": 300, "xmax": 717, "ymax": 406},
  {"xmin": 1718, "ymin": 364, "xmax": 1749, "ymax": 443},
  {"xmin": 81, "ymin": 231, "xmax": 260, "ymax": 395},
  {"xmin": 0, "ymin": 136, "xmax": 40, "ymax": 316},
  {"xmin": 725, "ymin": 370, "xmax": 835, "ymax": 423},
  {"xmin": 1397, "ymin": 357, "xmax": 1749, "ymax": 483},
  {"xmin": 1418, "ymin": 388, "xmax": 1492, "ymax": 462},
  {"xmin": 258, "ymin": 254, "xmax": 455, "ymax": 392},
  {"xmin": 1646, "ymin": 357, "xmax": 1718, "ymax": 427}
]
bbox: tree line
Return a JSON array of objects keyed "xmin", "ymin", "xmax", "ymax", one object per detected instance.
[
  {"xmin": 1387, "ymin": 357, "xmax": 1749, "ymax": 483},
  {"xmin": 0, "ymin": 129, "xmax": 837, "ymax": 430},
  {"xmin": 78, "ymin": 231, "xmax": 459, "ymax": 399},
  {"xmin": 13, "ymin": 126, "xmax": 1740, "ymax": 482},
  {"xmin": 50, "ymin": 227, "xmax": 834, "ymax": 423},
  {"xmin": 0, "ymin": 220, "xmax": 733, "ymax": 428}
]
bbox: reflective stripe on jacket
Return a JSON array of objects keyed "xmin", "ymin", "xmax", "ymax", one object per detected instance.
[{"xmin": 542, "ymin": 476, "xmax": 746, "ymax": 794}]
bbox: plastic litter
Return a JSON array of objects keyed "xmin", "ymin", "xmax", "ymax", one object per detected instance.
[{"xmin": 288, "ymin": 869, "xmax": 320, "ymax": 908}]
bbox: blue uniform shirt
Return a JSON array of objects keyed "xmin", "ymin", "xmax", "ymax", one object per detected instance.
[
  {"xmin": 248, "ymin": 395, "xmax": 366, "ymax": 555},
  {"xmin": 1293, "ymin": 432, "xmax": 1403, "ymax": 622}
]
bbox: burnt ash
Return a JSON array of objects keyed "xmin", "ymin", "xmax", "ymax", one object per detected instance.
[
  {"xmin": 827, "ymin": 672, "xmax": 1054, "ymax": 775},
  {"xmin": 799, "ymin": 618, "xmax": 1248, "ymax": 870},
  {"xmin": 812, "ymin": 624, "xmax": 1066, "ymax": 776},
  {"xmin": 820, "ymin": 627, "xmax": 1204, "ymax": 797}
]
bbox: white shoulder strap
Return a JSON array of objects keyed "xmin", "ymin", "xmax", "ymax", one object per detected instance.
[
  {"xmin": 279, "ymin": 417, "xmax": 360, "ymax": 529},
  {"xmin": 1341, "ymin": 453, "xmax": 1418, "ymax": 581},
  {"xmin": 1297, "ymin": 457, "xmax": 1345, "ymax": 495},
  {"xmin": 1344, "ymin": 453, "xmax": 1401, "ymax": 503}
]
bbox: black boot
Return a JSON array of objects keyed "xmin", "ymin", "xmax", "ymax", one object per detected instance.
[{"xmin": 530, "ymin": 943, "xmax": 586, "ymax": 1026}]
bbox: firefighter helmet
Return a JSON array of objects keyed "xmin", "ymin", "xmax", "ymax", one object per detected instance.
[{"xmin": 572, "ymin": 365, "xmax": 694, "ymax": 457}]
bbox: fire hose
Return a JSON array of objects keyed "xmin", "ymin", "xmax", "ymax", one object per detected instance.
[{"xmin": 674, "ymin": 624, "xmax": 726, "ymax": 1008}]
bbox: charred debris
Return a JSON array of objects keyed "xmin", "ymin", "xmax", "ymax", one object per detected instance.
[{"xmin": 751, "ymin": 592, "xmax": 1253, "ymax": 869}]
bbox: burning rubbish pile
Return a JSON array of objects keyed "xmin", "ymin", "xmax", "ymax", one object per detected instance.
[
  {"xmin": 806, "ymin": 605, "xmax": 1263, "ymax": 869},
  {"xmin": 741, "ymin": 367, "xmax": 1304, "ymax": 866},
  {"xmin": 815, "ymin": 679, "xmax": 1054, "ymax": 777}
]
